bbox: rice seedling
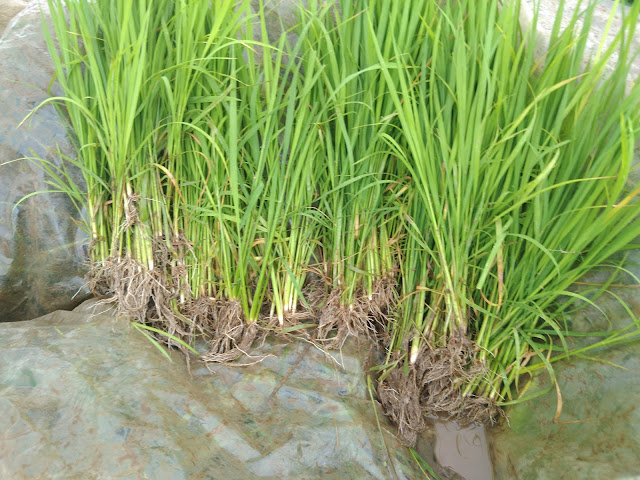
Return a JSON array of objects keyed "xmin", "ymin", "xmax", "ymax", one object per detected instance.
[
  {"xmin": 40, "ymin": 0, "xmax": 174, "ymax": 320},
  {"xmin": 38, "ymin": 0, "xmax": 334, "ymax": 359},
  {"xmin": 248, "ymin": 6, "xmax": 329, "ymax": 330},
  {"xmin": 149, "ymin": 0, "xmax": 269, "ymax": 353},
  {"xmin": 32, "ymin": 0, "xmax": 640, "ymax": 449},
  {"xmin": 193, "ymin": 5, "xmax": 334, "ymax": 357},
  {"xmin": 38, "ymin": 0, "xmax": 264, "ymax": 351},
  {"xmin": 372, "ymin": 0, "xmax": 640, "ymax": 442},
  {"xmin": 297, "ymin": 0, "xmax": 430, "ymax": 347}
]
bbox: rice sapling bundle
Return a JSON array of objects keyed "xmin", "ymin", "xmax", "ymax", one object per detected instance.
[
  {"xmin": 152, "ymin": 0, "xmax": 271, "ymax": 357},
  {"xmin": 40, "ymin": 0, "xmax": 182, "ymax": 323},
  {"xmin": 37, "ymin": 0, "xmax": 242, "ymax": 350},
  {"xmin": 250, "ymin": 8, "xmax": 330, "ymax": 330},
  {"xmin": 34, "ymin": 0, "xmax": 640, "ymax": 444},
  {"xmin": 183, "ymin": 2, "xmax": 332, "ymax": 347},
  {"xmin": 39, "ymin": 0, "xmax": 335, "ymax": 358},
  {"xmin": 299, "ymin": 0, "xmax": 429, "ymax": 347},
  {"xmin": 373, "ymin": 0, "xmax": 640, "ymax": 443}
]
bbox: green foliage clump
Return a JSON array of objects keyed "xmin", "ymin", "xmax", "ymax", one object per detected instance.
[{"xmin": 34, "ymin": 0, "xmax": 640, "ymax": 443}]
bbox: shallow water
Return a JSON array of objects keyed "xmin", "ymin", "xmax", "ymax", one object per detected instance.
[
  {"xmin": 415, "ymin": 417, "xmax": 493, "ymax": 480},
  {"xmin": 434, "ymin": 421, "xmax": 493, "ymax": 480}
]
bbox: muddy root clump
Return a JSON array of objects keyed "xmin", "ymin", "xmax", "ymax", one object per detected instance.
[
  {"xmin": 263, "ymin": 277, "xmax": 328, "ymax": 341},
  {"xmin": 199, "ymin": 299, "xmax": 261, "ymax": 363},
  {"xmin": 317, "ymin": 274, "xmax": 397, "ymax": 349},
  {"xmin": 317, "ymin": 289, "xmax": 377, "ymax": 349},
  {"xmin": 90, "ymin": 256, "xmax": 173, "ymax": 322},
  {"xmin": 378, "ymin": 337, "xmax": 499, "ymax": 445},
  {"xmin": 88, "ymin": 233, "xmax": 266, "ymax": 362},
  {"xmin": 365, "ymin": 275, "xmax": 397, "ymax": 343},
  {"xmin": 88, "ymin": 235, "xmax": 197, "ymax": 345}
]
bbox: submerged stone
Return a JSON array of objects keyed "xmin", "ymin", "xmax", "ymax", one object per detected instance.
[{"xmin": 491, "ymin": 339, "xmax": 640, "ymax": 479}]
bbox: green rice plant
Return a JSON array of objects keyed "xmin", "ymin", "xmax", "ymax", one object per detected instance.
[
  {"xmin": 297, "ymin": 0, "xmax": 429, "ymax": 346},
  {"xmin": 147, "ymin": 0, "xmax": 271, "ymax": 351},
  {"xmin": 256, "ymin": 29, "xmax": 328, "ymax": 328},
  {"xmin": 37, "ymin": 0, "xmax": 272, "ymax": 351},
  {"xmin": 371, "ymin": 0, "xmax": 640, "ymax": 442},
  {"xmin": 33, "ymin": 0, "xmax": 640, "ymax": 447},
  {"xmin": 190, "ymin": 6, "xmax": 333, "ymax": 357},
  {"xmin": 131, "ymin": 322, "xmax": 199, "ymax": 362},
  {"xmin": 40, "ymin": 0, "xmax": 176, "ymax": 314},
  {"xmin": 37, "ymin": 0, "xmax": 333, "ymax": 359}
]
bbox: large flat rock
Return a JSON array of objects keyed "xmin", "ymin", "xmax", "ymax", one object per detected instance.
[
  {"xmin": 0, "ymin": 300, "xmax": 425, "ymax": 479},
  {"xmin": 491, "ymin": 339, "xmax": 640, "ymax": 479},
  {"xmin": 490, "ymin": 251, "xmax": 640, "ymax": 479},
  {"xmin": 0, "ymin": 0, "xmax": 90, "ymax": 321}
]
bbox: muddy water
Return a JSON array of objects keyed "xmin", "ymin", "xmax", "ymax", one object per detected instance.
[
  {"xmin": 434, "ymin": 421, "xmax": 493, "ymax": 480},
  {"xmin": 417, "ymin": 418, "xmax": 493, "ymax": 480}
]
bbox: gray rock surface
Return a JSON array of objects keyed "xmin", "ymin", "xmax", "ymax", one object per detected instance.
[
  {"xmin": 2, "ymin": 1, "xmax": 640, "ymax": 477},
  {"xmin": 491, "ymin": 339, "xmax": 640, "ymax": 479},
  {"xmin": 0, "ymin": 0, "xmax": 28, "ymax": 35},
  {"xmin": 490, "ymin": 249, "xmax": 640, "ymax": 479},
  {"xmin": 501, "ymin": 10, "xmax": 640, "ymax": 474},
  {"xmin": 0, "ymin": 299, "xmax": 426, "ymax": 479},
  {"xmin": 520, "ymin": 0, "xmax": 640, "ymax": 96},
  {"xmin": 521, "ymin": 0, "xmax": 640, "ymax": 186},
  {"xmin": 0, "ymin": 1, "xmax": 90, "ymax": 321}
]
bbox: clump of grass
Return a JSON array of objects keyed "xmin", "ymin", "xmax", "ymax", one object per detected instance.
[
  {"xmin": 38, "ymin": 0, "xmax": 263, "ymax": 354},
  {"xmin": 298, "ymin": 0, "xmax": 430, "ymax": 347},
  {"xmin": 31, "ymin": 0, "xmax": 640, "ymax": 448},
  {"xmin": 37, "ymin": 0, "xmax": 335, "ymax": 359},
  {"xmin": 372, "ymin": 0, "xmax": 640, "ymax": 442}
]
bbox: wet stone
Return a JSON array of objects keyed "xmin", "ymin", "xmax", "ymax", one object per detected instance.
[
  {"xmin": 0, "ymin": 1, "xmax": 90, "ymax": 322},
  {"xmin": 0, "ymin": 299, "xmax": 425, "ymax": 479},
  {"xmin": 491, "ymin": 339, "xmax": 640, "ymax": 479},
  {"xmin": 490, "ymin": 249, "xmax": 640, "ymax": 479}
]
